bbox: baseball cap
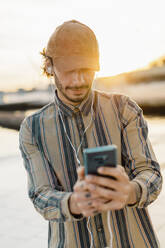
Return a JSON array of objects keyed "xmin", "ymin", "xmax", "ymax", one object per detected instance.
[{"xmin": 46, "ymin": 20, "xmax": 100, "ymax": 72}]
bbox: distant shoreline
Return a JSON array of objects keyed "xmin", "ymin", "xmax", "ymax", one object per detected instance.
[
  {"xmin": 0, "ymin": 79, "xmax": 165, "ymax": 131},
  {"xmin": 1, "ymin": 116, "xmax": 165, "ymax": 170}
]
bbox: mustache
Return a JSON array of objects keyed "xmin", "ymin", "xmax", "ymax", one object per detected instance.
[{"xmin": 66, "ymin": 85, "xmax": 89, "ymax": 90}]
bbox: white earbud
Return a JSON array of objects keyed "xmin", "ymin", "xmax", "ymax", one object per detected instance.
[{"xmin": 47, "ymin": 66, "xmax": 52, "ymax": 74}]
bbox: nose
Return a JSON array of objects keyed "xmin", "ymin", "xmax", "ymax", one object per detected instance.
[{"xmin": 72, "ymin": 70, "xmax": 85, "ymax": 86}]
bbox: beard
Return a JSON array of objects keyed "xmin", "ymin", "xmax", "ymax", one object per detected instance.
[{"xmin": 54, "ymin": 73, "xmax": 92, "ymax": 104}]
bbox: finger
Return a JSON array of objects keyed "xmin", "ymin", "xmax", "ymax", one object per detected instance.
[
  {"xmin": 79, "ymin": 197, "xmax": 109, "ymax": 217},
  {"xmin": 86, "ymin": 175, "xmax": 131, "ymax": 198},
  {"xmin": 73, "ymin": 180, "xmax": 86, "ymax": 192},
  {"xmin": 74, "ymin": 194, "xmax": 100, "ymax": 216},
  {"xmin": 73, "ymin": 191, "xmax": 100, "ymax": 203},
  {"xmin": 88, "ymin": 184, "xmax": 125, "ymax": 202},
  {"xmin": 77, "ymin": 198, "xmax": 95, "ymax": 209},
  {"xmin": 77, "ymin": 166, "xmax": 85, "ymax": 180},
  {"xmin": 74, "ymin": 180, "xmax": 96, "ymax": 192},
  {"xmin": 85, "ymin": 175, "xmax": 117, "ymax": 191},
  {"xmin": 88, "ymin": 197, "xmax": 110, "ymax": 207},
  {"xmin": 87, "ymin": 177, "xmax": 132, "ymax": 200},
  {"xmin": 82, "ymin": 198, "xmax": 110, "ymax": 217},
  {"xmin": 77, "ymin": 200, "xmax": 95, "ymax": 210},
  {"xmin": 97, "ymin": 165, "xmax": 128, "ymax": 182},
  {"xmin": 118, "ymin": 165, "xmax": 126, "ymax": 172}
]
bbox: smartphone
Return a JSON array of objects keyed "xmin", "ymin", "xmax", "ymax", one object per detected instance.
[{"xmin": 83, "ymin": 145, "xmax": 117, "ymax": 177}]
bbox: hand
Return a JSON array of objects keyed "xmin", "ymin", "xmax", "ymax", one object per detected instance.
[
  {"xmin": 85, "ymin": 165, "xmax": 137, "ymax": 211},
  {"xmin": 69, "ymin": 166, "xmax": 107, "ymax": 217}
]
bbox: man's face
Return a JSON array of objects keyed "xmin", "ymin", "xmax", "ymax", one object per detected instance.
[{"xmin": 53, "ymin": 66, "xmax": 95, "ymax": 106}]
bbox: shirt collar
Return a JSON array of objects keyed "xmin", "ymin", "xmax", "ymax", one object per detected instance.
[{"xmin": 54, "ymin": 89, "xmax": 94, "ymax": 117}]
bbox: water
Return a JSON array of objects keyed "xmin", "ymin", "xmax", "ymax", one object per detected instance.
[
  {"xmin": 0, "ymin": 117, "xmax": 165, "ymax": 167},
  {"xmin": 0, "ymin": 127, "xmax": 19, "ymax": 158},
  {"xmin": 146, "ymin": 116, "xmax": 165, "ymax": 167}
]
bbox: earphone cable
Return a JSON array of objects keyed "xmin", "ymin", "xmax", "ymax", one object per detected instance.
[
  {"xmin": 57, "ymin": 92, "xmax": 94, "ymax": 167},
  {"xmin": 49, "ymin": 77, "xmax": 113, "ymax": 248}
]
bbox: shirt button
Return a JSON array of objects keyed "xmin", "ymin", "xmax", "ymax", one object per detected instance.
[
  {"xmin": 74, "ymin": 108, "xmax": 79, "ymax": 113},
  {"xmin": 97, "ymin": 227, "xmax": 102, "ymax": 232},
  {"xmin": 79, "ymin": 123, "xmax": 83, "ymax": 129}
]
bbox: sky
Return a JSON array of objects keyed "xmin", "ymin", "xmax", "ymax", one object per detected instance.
[{"xmin": 0, "ymin": 0, "xmax": 165, "ymax": 90}]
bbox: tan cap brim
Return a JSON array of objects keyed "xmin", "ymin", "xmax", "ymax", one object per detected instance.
[{"xmin": 53, "ymin": 55, "xmax": 100, "ymax": 72}]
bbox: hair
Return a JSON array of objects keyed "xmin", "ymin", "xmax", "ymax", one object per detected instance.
[{"xmin": 40, "ymin": 47, "xmax": 53, "ymax": 78}]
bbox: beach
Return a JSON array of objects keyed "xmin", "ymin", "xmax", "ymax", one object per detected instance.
[
  {"xmin": 0, "ymin": 116, "xmax": 165, "ymax": 247},
  {"xmin": 1, "ymin": 0, "xmax": 165, "ymax": 246}
]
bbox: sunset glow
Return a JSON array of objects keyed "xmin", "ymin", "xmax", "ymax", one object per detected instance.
[{"xmin": 0, "ymin": 0, "xmax": 165, "ymax": 90}]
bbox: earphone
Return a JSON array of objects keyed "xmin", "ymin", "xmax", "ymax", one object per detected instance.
[
  {"xmin": 47, "ymin": 66, "xmax": 52, "ymax": 74},
  {"xmin": 49, "ymin": 74, "xmax": 113, "ymax": 248}
]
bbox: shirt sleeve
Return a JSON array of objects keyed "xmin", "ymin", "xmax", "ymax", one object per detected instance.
[
  {"xmin": 119, "ymin": 96, "xmax": 163, "ymax": 208},
  {"xmin": 19, "ymin": 117, "xmax": 83, "ymax": 222}
]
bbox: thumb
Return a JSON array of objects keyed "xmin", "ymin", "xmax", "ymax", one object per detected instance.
[{"xmin": 77, "ymin": 166, "xmax": 85, "ymax": 180}]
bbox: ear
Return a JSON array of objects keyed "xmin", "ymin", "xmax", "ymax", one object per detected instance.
[{"xmin": 45, "ymin": 57, "xmax": 53, "ymax": 75}]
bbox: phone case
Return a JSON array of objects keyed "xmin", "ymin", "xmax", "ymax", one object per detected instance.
[{"xmin": 83, "ymin": 145, "xmax": 117, "ymax": 176}]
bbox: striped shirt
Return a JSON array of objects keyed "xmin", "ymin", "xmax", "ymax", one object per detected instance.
[{"xmin": 19, "ymin": 89, "xmax": 162, "ymax": 248}]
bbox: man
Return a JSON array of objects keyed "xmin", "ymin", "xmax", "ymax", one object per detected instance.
[{"xmin": 19, "ymin": 20, "xmax": 162, "ymax": 247}]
